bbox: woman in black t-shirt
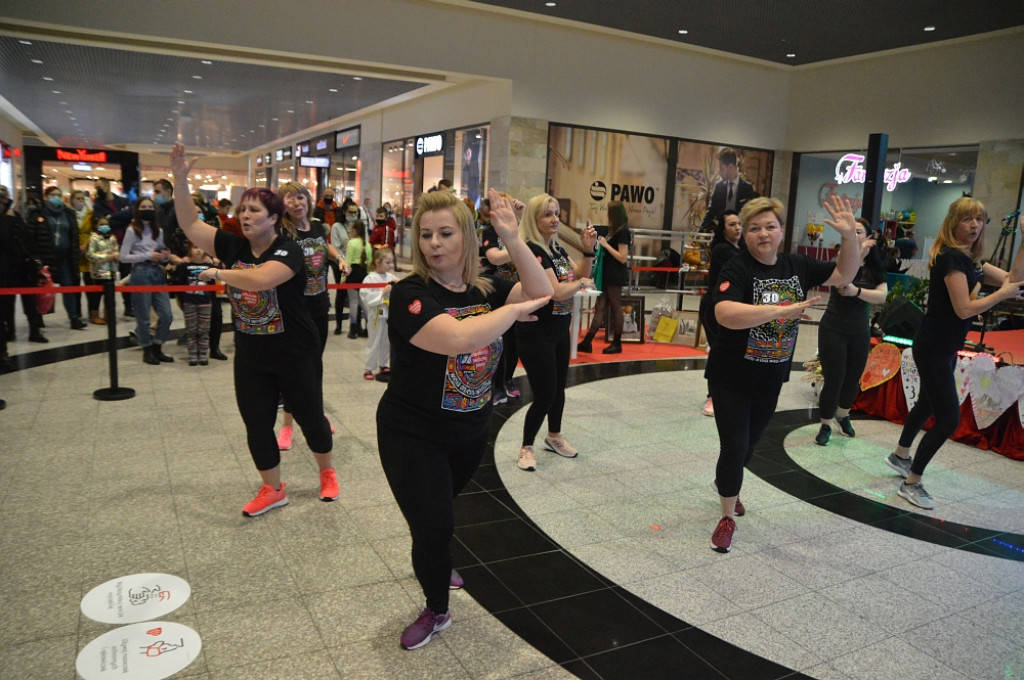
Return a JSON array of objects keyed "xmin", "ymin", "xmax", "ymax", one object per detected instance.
[
  {"xmin": 515, "ymin": 193, "xmax": 597, "ymax": 472},
  {"xmin": 171, "ymin": 143, "xmax": 334, "ymax": 518},
  {"xmin": 577, "ymin": 201, "xmax": 633, "ymax": 355},
  {"xmin": 699, "ymin": 209, "xmax": 743, "ymax": 416},
  {"xmin": 886, "ymin": 197, "xmax": 1024, "ymax": 510},
  {"xmin": 273, "ymin": 182, "xmax": 349, "ymax": 469},
  {"xmin": 378, "ymin": 189, "xmax": 551, "ymax": 650},
  {"xmin": 814, "ymin": 218, "xmax": 887, "ymax": 446},
  {"xmin": 708, "ymin": 196, "xmax": 861, "ymax": 553}
]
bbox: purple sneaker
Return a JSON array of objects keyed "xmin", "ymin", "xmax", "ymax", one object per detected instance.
[
  {"xmin": 400, "ymin": 608, "xmax": 452, "ymax": 650},
  {"xmin": 449, "ymin": 569, "xmax": 464, "ymax": 590},
  {"xmin": 505, "ymin": 380, "xmax": 521, "ymax": 398}
]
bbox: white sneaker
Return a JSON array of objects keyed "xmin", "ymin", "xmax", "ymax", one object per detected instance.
[{"xmin": 518, "ymin": 446, "xmax": 537, "ymax": 471}]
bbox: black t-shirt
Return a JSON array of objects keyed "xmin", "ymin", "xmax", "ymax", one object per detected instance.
[
  {"xmin": 819, "ymin": 262, "xmax": 886, "ymax": 334},
  {"xmin": 174, "ymin": 261, "xmax": 215, "ymax": 304},
  {"xmin": 381, "ymin": 274, "xmax": 515, "ymax": 433},
  {"xmin": 701, "ymin": 242, "xmax": 742, "ymax": 338},
  {"xmin": 708, "ymin": 251, "xmax": 835, "ymax": 390},
  {"xmin": 213, "ymin": 229, "xmax": 318, "ymax": 364},
  {"xmin": 916, "ymin": 247, "xmax": 982, "ymax": 356},
  {"xmin": 515, "ymin": 241, "xmax": 574, "ymax": 338},
  {"xmin": 600, "ymin": 226, "xmax": 633, "ymax": 287},
  {"xmin": 292, "ymin": 219, "xmax": 331, "ymax": 315},
  {"xmin": 478, "ymin": 225, "xmax": 518, "ymax": 282}
]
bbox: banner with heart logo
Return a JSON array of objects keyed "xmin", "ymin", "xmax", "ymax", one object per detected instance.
[
  {"xmin": 76, "ymin": 621, "xmax": 201, "ymax": 680},
  {"xmin": 954, "ymin": 355, "xmax": 972, "ymax": 405},
  {"xmin": 900, "ymin": 348, "xmax": 921, "ymax": 411},
  {"xmin": 860, "ymin": 342, "xmax": 902, "ymax": 391},
  {"xmin": 968, "ymin": 354, "xmax": 1024, "ymax": 429}
]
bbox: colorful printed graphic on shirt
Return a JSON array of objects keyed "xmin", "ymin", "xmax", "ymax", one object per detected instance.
[
  {"xmin": 441, "ymin": 302, "xmax": 501, "ymax": 412},
  {"xmin": 295, "ymin": 235, "xmax": 329, "ymax": 296},
  {"xmin": 226, "ymin": 262, "xmax": 285, "ymax": 335},
  {"xmin": 745, "ymin": 275, "xmax": 803, "ymax": 363},
  {"xmin": 550, "ymin": 253, "xmax": 575, "ymax": 316}
]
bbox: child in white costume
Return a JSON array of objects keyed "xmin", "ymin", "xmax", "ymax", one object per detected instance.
[{"xmin": 360, "ymin": 248, "xmax": 398, "ymax": 381}]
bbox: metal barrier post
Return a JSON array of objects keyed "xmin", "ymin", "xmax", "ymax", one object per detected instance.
[{"xmin": 92, "ymin": 280, "xmax": 135, "ymax": 401}]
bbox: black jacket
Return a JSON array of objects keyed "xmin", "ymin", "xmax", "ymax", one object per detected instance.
[
  {"xmin": 25, "ymin": 204, "xmax": 78, "ymax": 269},
  {"xmin": 0, "ymin": 211, "xmax": 41, "ymax": 286}
]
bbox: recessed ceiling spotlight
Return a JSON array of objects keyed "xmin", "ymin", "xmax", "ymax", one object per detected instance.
[
  {"xmin": 786, "ymin": 53, "xmax": 796, "ymax": 58},
  {"xmin": 352, "ymin": 76, "xmax": 362, "ymax": 81},
  {"xmin": 924, "ymin": 26, "xmax": 936, "ymax": 32},
  {"xmin": 31, "ymin": 59, "xmax": 43, "ymax": 64},
  {"xmin": 177, "ymin": 100, "xmax": 185, "ymax": 104},
  {"xmin": 167, "ymin": 117, "xmax": 173, "ymax": 121},
  {"xmin": 183, "ymin": 90, "xmax": 193, "ymax": 94},
  {"xmin": 201, "ymin": 60, "xmax": 212, "ymax": 65},
  {"xmin": 286, "ymin": 109, "xmax": 295, "ymax": 113},
  {"xmin": 42, "ymin": 76, "xmax": 54, "ymax": 81},
  {"xmin": 259, "ymin": 124, "xmax": 265, "ymax": 128},
  {"xmin": 305, "ymin": 100, "xmax": 314, "ymax": 104},
  {"xmin": 59, "ymin": 101, "xmax": 67, "ymax": 105},
  {"xmin": 69, "ymin": 117, "xmax": 76, "ymax": 121},
  {"xmin": 329, "ymin": 88, "xmax": 338, "ymax": 92},
  {"xmin": 192, "ymin": 75, "xmax": 202, "ymax": 80},
  {"xmin": 51, "ymin": 90, "xmax": 61, "ymax": 94},
  {"xmin": 18, "ymin": 40, "xmax": 32, "ymax": 45},
  {"xmin": 271, "ymin": 117, "xmax": 279, "ymax": 121},
  {"xmin": 545, "ymin": 1, "xmax": 556, "ymax": 6},
  {"xmin": 678, "ymin": 29, "xmax": 688, "ymax": 35}
]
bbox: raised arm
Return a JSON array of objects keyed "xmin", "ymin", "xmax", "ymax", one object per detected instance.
[
  {"xmin": 488, "ymin": 188, "xmax": 553, "ymax": 302},
  {"xmin": 169, "ymin": 142, "xmax": 218, "ymax": 255},
  {"xmin": 947, "ymin": 267, "xmax": 1024, "ymax": 320},
  {"xmin": 821, "ymin": 195, "xmax": 860, "ymax": 287}
]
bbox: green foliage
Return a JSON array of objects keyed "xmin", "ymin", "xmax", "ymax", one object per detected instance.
[{"xmin": 886, "ymin": 276, "xmax": 929, "ymax": 308}]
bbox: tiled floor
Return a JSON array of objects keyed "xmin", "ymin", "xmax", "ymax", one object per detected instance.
[{"xmin": 1, "ymin": 296, "xmax": 1023, "ymax": 680}]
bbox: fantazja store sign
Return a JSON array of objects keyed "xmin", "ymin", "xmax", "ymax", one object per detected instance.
[{"xmin": 834, "ymin": 153, "xmax": 911, "ymax": 191}]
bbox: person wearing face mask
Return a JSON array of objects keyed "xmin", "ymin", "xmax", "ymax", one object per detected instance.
[
  {"xmin": 72, "ymin": 190, "xmax": 103, "ymax": 325},
  {"xmin": 26, "ymin": 186, "xmax": 87, "ymax": 330},
  {"xmin": 1, "ymin": 184, "xmax": 48, "ymax": 349},
  {"xmin": 91, "ymin": 179, "xmax": 127, "ymax": 223},
  {"xmin": 85, "ymin": 217, "xmax": 120, "ymax": 320},
  {"xmin": 120, "ymin": 198, "xmax": 174, "ymax": 364},
  {"xmin": 313, "ymin": 188, "xmax": 343, "ymax": 227}
]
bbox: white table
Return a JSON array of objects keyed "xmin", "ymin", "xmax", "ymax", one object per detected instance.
[{"xmin": 569, "ymin": 289, "xmax": 602, "ymax": 359}]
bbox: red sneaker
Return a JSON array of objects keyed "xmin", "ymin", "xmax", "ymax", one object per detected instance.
[
  {"xmin": 242, "ymin": 483, "xmax": 288, "ymax": 517},
  {"xmin": 319, "ymin": 468, "xmax": 339, "ymax": 502},
  {"xmin": 711, "ymin": 516, "xmax": 736, "ymax": 553},
  {"xmin": 276, "ymin": 426, "xmax": 293, "ymax": 451}
]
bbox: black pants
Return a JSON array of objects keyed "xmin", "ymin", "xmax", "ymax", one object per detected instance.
[
  {"xmin": 234, "ymin": 353, "xmax": 332, "ymax": 471},
  {"xmin": 281, "ymin": 300, "xmax": 329, "ymax": 414},
  {"xmin": 377, "ymin": 410, "xmax": 485, "ymax": 614},
  {"xmin": 497, "ymin": 327, "xmax": 518, "ymax": 384},
  {"xmin": 817, "ymin": 324, "xmax": 870, "ymax": 420},
  {"xmin": 0, "ymin": 291, "xmax": 42, "ymax": 339},
  {"xmin": 585, "ymin": 285, "xmax": 624, "ymax": 340},
  {"xmin": 898, "ymin": 349, "xmax": 958, "ymax": 476},
  {"xmin": 330, "ymin": 262, "xmax": 347, "ymax": 330},
  {"xmin": 710, "ymin": 380, "xmax": 780, "ymax": 498},
  {"xmin": 83, "ymin": 272, "xmax": 104, "ymax": 315},
  {"xmin": 517, "ymin": 329, "xmax": 569, "ymax": 446}
]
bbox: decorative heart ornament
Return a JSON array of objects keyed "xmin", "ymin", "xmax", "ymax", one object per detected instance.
[
  {"xmin": 954, "ymin": 355, "xmax": 972, "ymax": 405},
  {"xmin": 968, "ymin": 354, "xmax": 1024, "ymax": 429},
  {"xmin": 860, "ymin": 343, "xmax": 902, "ymax": 391},
  {"xmin": 900, "ymin": 348, "xmax": 921, "ymax": 411}
]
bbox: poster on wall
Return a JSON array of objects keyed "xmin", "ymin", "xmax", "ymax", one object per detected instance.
[
  {"xmin": 672, "ymin": 142, "xmax": 774, "ymax": 232},
  {"xmin": 546, "ymin": 125, "xmax": 668, "ymax": 231}
]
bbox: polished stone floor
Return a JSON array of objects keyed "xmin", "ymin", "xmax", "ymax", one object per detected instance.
[{"xmin": 1, "ymin": 298, "xmax": 1022, "ymax": 680}]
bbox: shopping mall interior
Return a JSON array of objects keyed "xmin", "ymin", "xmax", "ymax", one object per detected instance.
[{"xmin": 1, "ymin": 2, "xmax": 1024, "ymax": 679}]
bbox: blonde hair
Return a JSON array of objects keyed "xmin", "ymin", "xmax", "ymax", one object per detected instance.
[
  {"xmin": 738, "ymin": 196, "xmax": 785, "ymax": 228},
  {"xmin": 276, "ymin": 181, "xmax": 313, "ymax": 239},
  {"xmin": 372, "ymin": 247, "xmax": 394, "ymax": 268},
  {"xmin": 929, "ymin": 196, "xmax": 986, "ymax": 266},
  {"xmin": 518, "ymin": 193, "xmax": 560, "ymax": 256},
  {"xmin": 410, "ymin": 191, "xmax": 492, "ymax": 294}
]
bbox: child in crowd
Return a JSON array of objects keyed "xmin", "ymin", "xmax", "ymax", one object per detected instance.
[
  {"xmin": 174, "ymin": 241, "xmax": 216, "ymax": 365},
  {"xmin": 85, "ymin": 216, "xmax": 120, "ymax": 320},
  {"xmin": 360, "ymin": 247, "xmax": 397, "ymax": 381}
]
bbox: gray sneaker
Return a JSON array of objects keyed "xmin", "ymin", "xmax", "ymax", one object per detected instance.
[
  {"xmin": 898, "ymin": 481, "xmax": 935, "ymax": 510},
  {"xmin": 885, "ymin": 452, "xmax": 913, "ymax": 478}
]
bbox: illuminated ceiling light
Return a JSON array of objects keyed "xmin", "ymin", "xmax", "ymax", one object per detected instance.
[
  {"xmin": 183, "ymin": 89, "xmax": 193, "ymax": 94},
  {"xmin": 352, "ymin": 76, "xmax": 362, "ymax": 80},
  {"xmin": 545, "ymin": 1, "xmax": 556, "ymax": 6},
  {"xmin": 786, "ymin": 53, "xmax": 796, "ymax": 58},
  {"xmin": 201, "ymin": 60, "xmax": 212, "ymax": 65},
  {"xmin": 329, "ymin": 88, "xmax": 338, "ymax": 92},
  {"xmin": 42, "ymin": 76, "xmax": 53, "ymax": 81},
  {"xmin": 194, "ymin": 174, "xmax": 203, "ymax": 179},
  {"xmin": 271, "ymin": 117, "xmax": 279, "ymax": 121},
  {"xmin": 924, "ymin": 26, "xmax": 936, "ymax": 32},
  {"xmin": 305, "ymin": 100, "xmax": 314, "ymax": 104},
  {"xmin": 678, "ymin": 29, "xmax": 688, "ymax": 35},
  {"xmin": 286, "ymin": 109, "xmax": 295, "ymax": 113},
  {"xmin": 192, "ymin": 75, "xmax": 202, "ymax": 80},
  {"xmin": 177, "ymin": 100, "xmax": 185, "ymax": 104},
  {"xmin": 31, "ymin": 59, "xmax": 43, "ymax": 64},
  {"xmin": 19, "ymin": 40, "xmax": 32, "ymax": 45},
  {"xmin": 51, "ymin": 90, "xmax": 61, "ymax": 94}
]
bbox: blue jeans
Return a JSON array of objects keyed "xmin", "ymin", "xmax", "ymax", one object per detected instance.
[{"xmin": 130, "ymin": 264, "xmax": 172, "ymax": 347}]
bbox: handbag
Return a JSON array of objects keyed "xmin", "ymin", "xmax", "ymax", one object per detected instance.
[
  {"xmin": 591, "ymin": 246, "xmax": 605, "ymax": 291},
  {"xmin": 36, "ymin": 265, "xmax": 56, "ymax": 315}
]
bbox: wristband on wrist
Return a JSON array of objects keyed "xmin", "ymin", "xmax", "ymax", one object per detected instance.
[
  {"xmin": 583, "ymin": 252, "xmax": 595, "ymax": 257},
  {"xmin": 855, "ymin": 286, "xmax": 861, "ymax": 298}
]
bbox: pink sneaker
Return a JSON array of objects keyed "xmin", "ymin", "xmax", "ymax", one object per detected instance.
[
  {"xmin": 449, "ymin": 569, "xmax": 464, "ymax": 590},
  {"xmin": 400, "ymin": 608, "xmax": 451, "ymax": 650},
  {"xmin": 276, "ymin": 426, "xmax": 293, "ymax": 451},
  {"xmin": 319, "ymin": 468, "xmax": 339, "ymax": 502},
  {"xmin": 242, "ymin": 483, "xmax": 288, "ymax": 517}
]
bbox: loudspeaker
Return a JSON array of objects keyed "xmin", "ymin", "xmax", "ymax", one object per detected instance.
[{"xmin": 877, "ymin": 298, "xmax": 924, "ymax": 339}]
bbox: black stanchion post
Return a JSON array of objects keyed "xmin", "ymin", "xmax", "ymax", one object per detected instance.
[{"xmin": 93, "ymin": 279, "xmax": 135, "ymax": 401}]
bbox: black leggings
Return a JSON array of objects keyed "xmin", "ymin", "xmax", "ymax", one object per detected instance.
[
  {"xmin": 377, "ymin": 411, "xmax": 485, "ymax": 614},
  {"xmin": 710, "ymin": 380, "xmax": 780, "ymax": 498},
  {"xmin": 517, "ymin": 330, "xmax": 570, "ymax": 446},
  {"xmin": 817, "ymin": 324, "xmax": 870, "ymax": 420},
  {"xmin": 585, "ymin": 285, "xmax": 624, "ymax": 340},
  {"xmin": 234, "ymin": 353, "xmax": 332, "ymax": 470},
  {"xmin": 898, "ymin": 349, "xmax": 958, "ymax": 476},
  {"xmin": 281, "ymin": 299, "xmax": 329, "ymax": 413},
  {"xmin": 498, "ymin": 327, "xmax": 518, "ymax": 384},
  {"xmin": 330, "ymin": 261, "xmax": 346, "ymax": 329}
]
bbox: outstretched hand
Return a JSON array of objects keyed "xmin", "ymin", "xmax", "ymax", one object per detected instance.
[
  {"xmin": 779, "ymin": 296, "xmax": 821, "ymax": 320},
  {"xmin": 488, "ymin": 187, "xmax": 520, "ymax": 243},
  {"xmin": 170, "ymin": 142, "xmax": 199, "ymax": 181},
  {"xmin": 822, "ymin": 195, "xmax": 857, "ymax": 238}
]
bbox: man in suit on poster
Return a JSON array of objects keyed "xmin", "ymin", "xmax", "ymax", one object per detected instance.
[{"xmin": 700, "ymin": 148, "xmax": 758, "ymax": 231}]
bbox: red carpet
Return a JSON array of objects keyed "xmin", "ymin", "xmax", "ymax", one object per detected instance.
[
  {"xmin": 569, "ymin": 335, "xmax": 707, "ymax": 365},
  {"xmin": 965, "ymin": 330, "xmax": 1024, "ymax": 365}
]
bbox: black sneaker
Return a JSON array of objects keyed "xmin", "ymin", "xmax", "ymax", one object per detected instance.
[
  {"xmin": 835, "ymin": 415, "xmax": 855, "ymax": 437},
  {"xmin": 814, "ymin": 424, "xmax": 831, "ymax": 446},
  {"xmin": 209, "ymin": 348, "xmax": 228, "ymax": 361},
  {"xmin": 577, "ymin": 340, "xmax": 593, "ymax": 353},
  {"xmin": 70, "ymin": 318, "xmax": 87, "ymax": 330},
  {"xmin": 29, "ymin": 331, "xmax": 48, "ymax": 343}
]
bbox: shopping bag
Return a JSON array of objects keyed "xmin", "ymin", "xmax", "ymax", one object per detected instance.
[{"xmin": 36, "ymin": 265, "xmax": 56, "ymax": 315}]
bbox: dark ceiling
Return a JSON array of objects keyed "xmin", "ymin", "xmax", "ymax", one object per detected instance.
[{"xmin": 470, "ymin": 0, "xmax": 1024, "ymax": 65}]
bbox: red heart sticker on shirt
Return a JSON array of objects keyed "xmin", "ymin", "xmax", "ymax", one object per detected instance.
[
  {"xmin": 408, "ymin": 299, "xmax": 422, "ymax": 315},
  {"xmin": 718, "ymin": 281, "xmax": 730, "ymax": 292},
  {"xmin": 146, "ymin": 627, "xmax": 162, "ymax": 636}
]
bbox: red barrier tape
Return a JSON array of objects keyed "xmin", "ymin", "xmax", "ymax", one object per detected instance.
[
  {"xmin": 0, "ymin": 281, "xmax": 389, "ymax": 296},
  {"xmin": 632, "ymin": 266, "xmax": 706, "ymax": 273}
]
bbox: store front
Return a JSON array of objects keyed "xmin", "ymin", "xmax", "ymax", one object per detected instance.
[
  {"xmin": 329, "ymin": 126, "xmax": 361, "ymax": 203},
  {"xmin": 24, "ymin": 146, "xmax": 139, "ymax": 202},
  {"xmin": 788, "ymin": 144, "xmax": 979, "ymax": 262}
]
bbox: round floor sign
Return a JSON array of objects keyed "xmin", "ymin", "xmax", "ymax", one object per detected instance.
[
  {"xmin": 81, "ymin": 574, "xmax": 190, "ymax": 624},
  {"xmin": 76, "ymin": 621, "xmax": 201, "ymax": 680}
]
